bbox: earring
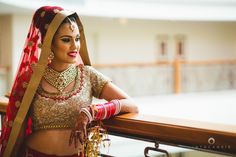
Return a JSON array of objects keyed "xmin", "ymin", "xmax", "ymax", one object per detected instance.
[{"xmin": 49, "ymin": 51, "xmax": 54, "ymax": 60}]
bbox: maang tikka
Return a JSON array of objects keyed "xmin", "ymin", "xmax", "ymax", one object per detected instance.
[{"xmin": 67, "ymin": 18, "xmax": 75, "ymax": 32}]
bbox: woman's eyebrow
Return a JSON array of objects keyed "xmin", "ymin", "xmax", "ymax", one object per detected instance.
[
  {"xmin": 59, "ymin": 34, "xmax": 80, "ymax": 38},
  {"xmin": 60, "ymin": 35, "xmax": 72, "ymax": 38}
]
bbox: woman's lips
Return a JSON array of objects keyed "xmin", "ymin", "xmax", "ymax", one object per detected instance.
[{"xmin": 67, "ymin": 51, "xmax": 77, "ymax": 57}]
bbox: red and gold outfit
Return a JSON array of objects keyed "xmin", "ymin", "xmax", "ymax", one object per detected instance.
[
  {"xmin": 0, "ymin": 6, "xmax": 120, "ymax": 157},
  {"xmin": 31, "ymin": 65, "xmax": 110, "ymax": 131},
  {"xmin": 0, "ymin": 6, "xmax": 92, "ymax": 157}
]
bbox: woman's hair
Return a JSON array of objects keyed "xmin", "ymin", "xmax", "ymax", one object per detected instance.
[
  {"xmin": 52, "ymin": 15, "xmax": 78, "ymax": 43},
  {"xmin": 32, "ymin": 6, "xmax": 64, "ymax": 41},
  {"xmin": 62, "ymin": 15, "xmax": 77, "ymax": 25}
]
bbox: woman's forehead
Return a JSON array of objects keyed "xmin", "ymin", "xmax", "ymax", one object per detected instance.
[{"xmin": 55, "ymin": 22, "xmax": 80, "ymax": 37}]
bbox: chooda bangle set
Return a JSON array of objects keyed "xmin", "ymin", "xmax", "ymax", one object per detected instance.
[{"xmin": 80, "ymin": 99, "xmax": 121, "ymax": 122}]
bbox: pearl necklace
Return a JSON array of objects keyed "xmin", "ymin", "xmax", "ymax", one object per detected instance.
[{"xmin": 43, "ymin": 65, "xmax": 77, "ymax": 92}]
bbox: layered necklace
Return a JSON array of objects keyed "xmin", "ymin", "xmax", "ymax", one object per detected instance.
[{"xmin": 43, "ymin": 65, "xmax": 77, "ymax": 92}]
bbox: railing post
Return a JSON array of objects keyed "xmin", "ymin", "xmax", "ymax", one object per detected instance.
[{"xmin": 173, "ymin": 59, "xmax": 181, "ymax": 93}]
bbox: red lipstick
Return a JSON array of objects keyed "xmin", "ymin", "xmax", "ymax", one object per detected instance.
[{"xmin": 67, "ymin": 51, "xmax": 77, "ymax": 57}]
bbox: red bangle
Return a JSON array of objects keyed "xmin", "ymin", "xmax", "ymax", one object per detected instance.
[
  {"xmin": 105, "ymin": 102, "xmax": 115, "ymax": 119},
  {"xmin": 110, "ymin": 102, "xmax": 116, "ymax": 115},
  {"xmin": 94, "ymin": 101, "xmax": 118, "ymax": 120},
  {"xmin": 95, "ymin": 104, "xmax": 103, "ymax": 120}
]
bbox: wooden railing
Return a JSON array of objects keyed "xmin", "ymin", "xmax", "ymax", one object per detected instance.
[
  {"xmin": 1, "ymin": 59, "xmax": 236, "ymax": 95},
  {"xmin": 0, "ymin": 99, "xmax": 235, "ymax": 156},
  {"xmin": 0, "ymin": 66, "xmax": 10, "ymax": 74},
  {"xmin": 94, "ymin": 59, "xmax": 236, "ymax": 94},
  {"xmin": 103, "ymin": 113, "xmax": 236, "ymax": 156},
  {"xmin": 1, "ymin": 60, "xmax": 236, "ymax": 156},
  {"xmin": 0, "ymin": 97, "xmax": 8, "ymax": 113},
  {"xmin": 0, "ymin": 66, "xmax": 10, "ymax": 96}
]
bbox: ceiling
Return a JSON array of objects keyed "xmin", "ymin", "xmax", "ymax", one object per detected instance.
[{"xmin": 1, "ymin": 0, "xmax": 236, "ymax": 21}]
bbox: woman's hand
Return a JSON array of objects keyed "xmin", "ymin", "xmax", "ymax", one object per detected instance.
[{"xmin": 69, "ymin": 111, "xmax": 89, "ymax": 148}]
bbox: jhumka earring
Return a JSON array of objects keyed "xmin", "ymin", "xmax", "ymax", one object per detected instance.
[{"xmin": 49, "ymin": 51, "xmax": 54, "ymax": 60}]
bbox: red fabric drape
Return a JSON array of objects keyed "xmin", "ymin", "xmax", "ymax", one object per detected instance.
[{"xmin": 0, "ymin": 6, "xmax": 64, "ymax": 156}]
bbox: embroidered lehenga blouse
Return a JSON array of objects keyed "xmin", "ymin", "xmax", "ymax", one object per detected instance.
[{"xmin": 30, "ymin": 65, "xmax": 110, "ymax": 131}]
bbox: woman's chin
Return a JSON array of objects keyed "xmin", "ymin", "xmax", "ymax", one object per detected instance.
[
  {"xmin": 51, "ymin": 57, "xmax": 78, "ymax": 65},
  {"xmin": 63, "ymin": 58, "xmax": 77, "ymax": 64}
]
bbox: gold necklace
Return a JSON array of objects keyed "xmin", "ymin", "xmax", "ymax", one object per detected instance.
[{"xmin": 43, "ymin": 65, "xmax": 77, "ymax": 92}]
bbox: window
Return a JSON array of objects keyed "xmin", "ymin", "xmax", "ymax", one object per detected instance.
[
  {"xmin": 156, "ymin": 34, "xmax": 168, "ymax": 60},
  {"xmin": 174, "ymin": 34, "xmax": 186, "ymax": 60}
]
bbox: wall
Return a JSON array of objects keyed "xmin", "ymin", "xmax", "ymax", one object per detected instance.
[
  {"xmin": 1, "ymin": 14, "xmax": 236, "ymax": 95},
  {"xmin": 12, "ymin": 14, "xmax": 31, "ymax": 81},
  {"xmin": 0, "ymin": 14, "xmax": 31, "ymax": 95},
  {"xmin": 0, "ymin": 15, "xmax": 13, "ymax": 95},
  {"xmin": 4, "ymin": 15, "xmax": 236, "ymax": 75},
  {"xmin": 82, "ymin": 17, "xmax": 236, "ymax": 63}
]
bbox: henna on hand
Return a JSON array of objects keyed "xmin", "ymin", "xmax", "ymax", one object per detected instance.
[{"xmin": 69, "ymin": 111, "xmax": 89, "ymax": 148}]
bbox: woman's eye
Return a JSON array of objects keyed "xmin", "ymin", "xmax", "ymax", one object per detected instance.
[
  {"xmin": 61, "ymin": 38, "xmax": 70, "ymax": 42},
  {"xmin": 75, "ymin": 37, "xmax": 80, "ymax": 42}
]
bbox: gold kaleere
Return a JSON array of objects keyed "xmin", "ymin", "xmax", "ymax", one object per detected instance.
[
  {"xmin": 83, "ymin": 122, "xmax": 111, "ymax": 157},
  {"xmin": 43, "ymin": 65, "xmax": 77, "ymax": 92}
]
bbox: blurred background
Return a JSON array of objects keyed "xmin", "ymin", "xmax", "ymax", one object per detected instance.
[{"xmin": 0, "ymin": 0, "xmax": 236, "ymax": 157}]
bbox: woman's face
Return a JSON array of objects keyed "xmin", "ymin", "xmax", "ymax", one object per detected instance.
[{"xmin": 51, "ymin": 21, "xmax": 80, "ymax": 65}]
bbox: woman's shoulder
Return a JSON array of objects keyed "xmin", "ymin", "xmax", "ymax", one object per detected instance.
[
  {"xmin": 78, "ymin": 64, "xmax": 96, "ymax": 73},
  {"xmin": 75, "ymin": 65, "xmax": 92, "ymax": 79}
]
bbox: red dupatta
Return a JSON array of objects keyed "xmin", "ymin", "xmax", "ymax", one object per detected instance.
[{"xmin": 0, "ymin": 6, "xmax": 91, "ymax": 156}]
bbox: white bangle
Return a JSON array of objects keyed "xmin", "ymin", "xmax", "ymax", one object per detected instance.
[
  {"xmin": 101, "ymin": 103, "xmax": 107, "ymax": 119},
  {"xmin": 80, "ymin": 108, "xmax": 93, "ymax": 123},
  {"xmin": 117, "ymin": 100, "xmax": 121, "ymax": 114},
  {"xmin": 111, "ymin": 99, "xmax": 121, "ymax": 115}
]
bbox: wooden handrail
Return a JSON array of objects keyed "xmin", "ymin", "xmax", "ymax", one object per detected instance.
[
  {"xmin": 1, "ymin": 97, "xmax": 236, "ymax": 155},
  {"xmin": 181, "ymin": 59, "xmax": 236, "ymax": 65},
  {"xmin": 0, "ymin": 66, "xmax": 10, "ymax": 74},
  {"xmin": 94, "ymin": 59, "xmax": 236, "ymax": 94},
  {"xmin": 0, "ymin": 97, "xmax": 8, "ymax": 113},
  {"xmin": 93, "ymin": 59, "xmax": 236, "ymax": 68},
  {"xmin": 103, "ymin": 113, "xmax": 236, "ymax": 156},
  {"xmin": 93, "ymin": 61, "xmax": 171, "ymax": 68}
]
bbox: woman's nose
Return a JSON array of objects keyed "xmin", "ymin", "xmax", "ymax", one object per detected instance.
[{"xmin": 71, "ymin": 40, "xmax": 79, "ymax": 50}]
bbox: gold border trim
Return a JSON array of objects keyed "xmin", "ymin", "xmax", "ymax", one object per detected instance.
[{"xmin": 4, "ymin": 10, "xmax": 75, "ymax": 157}]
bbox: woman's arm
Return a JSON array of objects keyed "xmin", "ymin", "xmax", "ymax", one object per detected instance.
[
  {"xmin": 99, "ymin": 82, "xmax": 139, "ymax": 113},
  {"xmin": 70, "ymin": 82, "xmax": 138, "ymax": 147}
]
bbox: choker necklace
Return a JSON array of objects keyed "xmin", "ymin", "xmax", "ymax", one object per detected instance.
[{"xmin": 43, "ymin": 65, "xmax": 77, "ymax": 92}]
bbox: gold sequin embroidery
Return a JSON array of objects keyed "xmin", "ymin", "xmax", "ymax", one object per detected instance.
[
  {"xmin": 15, "ymin": 101, "xmax": 21, "ymax": 108},
  {"xmin": 40, "ymin": 11, "xmax": 45, "ymax": 17},
  {"xmin": 44, "ymin": 24, "xmax": 49, "ymax": 30},
  {"xmin": 31, "ymin": 65, "xmax": 111, "ymax": 131},
  {"xmin": 22, "ymin": 82, "xmax": 28, "ymax": 88},
  {"xmin": 8, "ymin": 120, "xmax": 13, "ymax": 127}
]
